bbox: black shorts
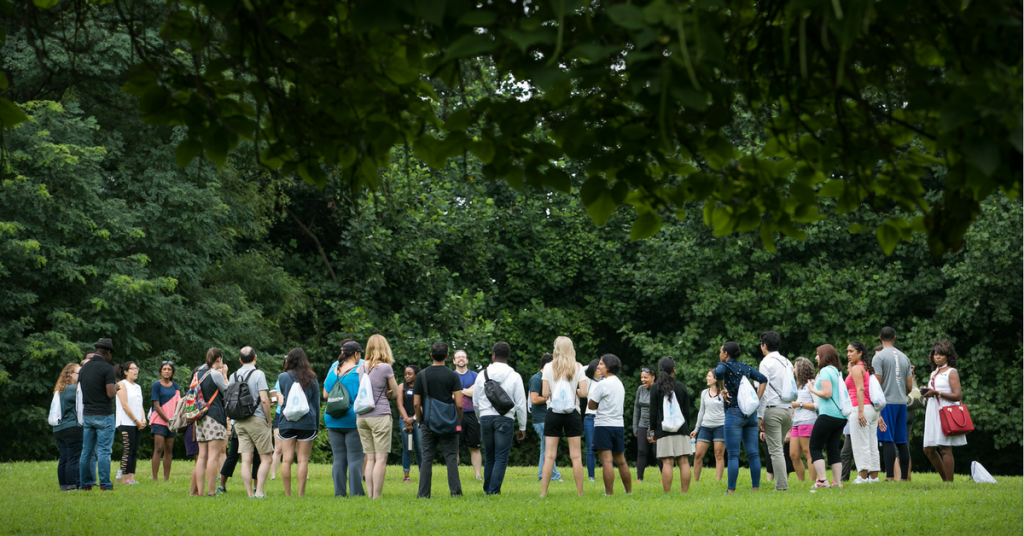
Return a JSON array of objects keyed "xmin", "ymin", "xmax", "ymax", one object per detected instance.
[
  {"xmin": 276, "ymin": 428, "xmax": 318, "ymax": 442},
  {"xmin": 592, "ymin": 426, "xmax": 625, "ymax": 453},
  {"xmin": 544, "ymin": 409, "xmax": 584, "ymax": 438},
  {"xmin": 461, "ymin": 411, "xmax": 481, "ymax": 449}
]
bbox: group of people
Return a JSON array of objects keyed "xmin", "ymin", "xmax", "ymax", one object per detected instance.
[{"xmin": 50, "ymin": 326, "xmax": 967, "ymax": 497}]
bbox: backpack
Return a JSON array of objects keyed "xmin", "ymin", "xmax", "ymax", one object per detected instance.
[
  {"xmin": 868, "ymin": 374, "xmax": 887, "ymax": 411},
  {"xmin": 182, "ymin": 367, "xmax": 219, "ymax": 423},
  {"xmin": 550, "ymin": 377, "xmax": 576, "ymax": 414},
  {"xmin": 661, "ymin": 390, "xmax": 685, "ymax": 432},
  {"xmin": 325, "ymin": 365, "xmax": 355, "ymax": 418},
  {"xmin": 483, "ymin": 368, "xmax": 515, "ymax": 415},
  {"xmin": 224, "ymin": 369, "xmax": 257, "ymax": 421},
  {"xmin": 353, "ymin": 364, "xmax": 382, "ymax": 415},
  {"xmin": 423, "ymin": 396, "xmax": 460, "ymax": 435},
  {"xmin": 283, "ymin": 374, "xmax": 311, "ymax": 422},
  {"xmin": 737, "ymin": 375, "xmax": 760, "ymax": 416},
  {"xmin": 47, "ymin": 391, "xmax": 63, "ymax": 426},
  {"xmin": 768, "ymin": 355, "xmax": 798, "ymax": 403}
]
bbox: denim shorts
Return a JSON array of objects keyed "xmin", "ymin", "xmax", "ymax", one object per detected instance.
[{"xmin": 696, "ymin": 425, "xmax": 725, "ymax": 443}]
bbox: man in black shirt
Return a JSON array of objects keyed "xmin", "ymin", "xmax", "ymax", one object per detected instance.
[
  {"xmin": 414, "ymin": 341, "xmax": 463, "ymax": 498},
  {"xmin": 78, "ymin": 338, "xmax": 118, "ymax": 491}
]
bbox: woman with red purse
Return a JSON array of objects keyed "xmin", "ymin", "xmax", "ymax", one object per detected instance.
[{"xmin": 922, "ymin": 340, "xmax": 967, "ymax": 481}]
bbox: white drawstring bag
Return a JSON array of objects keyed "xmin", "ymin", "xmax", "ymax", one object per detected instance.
[
  {"xmin": 661, "ymin": 391, "xmax": 685, "ymax": 432},
  {"xmin": 283, "ymin": 379, "xmax": 310, "ymax": 422},
  {"xmin": 550, "ymin": 378, "xmax": 576, "ymax": 414},
  {"xmin": 47, "ymin": 392, "xmax": 63, "ymax": 426},
  {"xmin": 75, "ymin": 384, "xmax": 84, "ymax": 425},
  {"xmin": 868, "ymin": 375, "xmax": 887, "ymax": 411},
  {"xmin": 353, "ymin": 366, "xmax": 376, "ymax": 415},
  {"xmin": 737, "ymin": 376, "xmax": 760, "ymax": 416},
  {"xmin": 971, "ymin": 461, "xmax": 997, "ymax": 484}
]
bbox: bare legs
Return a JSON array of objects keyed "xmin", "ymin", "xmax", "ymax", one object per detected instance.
[
  {"xmin": 924, "ymin": 446, "xmax": 954, "ymax": 482},
  {"xmin": 712, "ymin": 441, "xmax": 725, "ymax": 481},
  {"xmin": 151, "ymin": 436, "xmax": 174, "ymax": 481},
  {"xmin": 470, "ymin": 448, "xmax": 482, "ymax": 480},
  {"xmin": 811, "ymin": 458, "xmax": 843, "ymax": 486},
  {"xmin": 791, "ymin": 437, "xmax": 816, "ymax": 482},
  {"xmin": 597, "ymin": 450, "xmax": 632, "ymax": 495},
  {"xmin": 692, "ymin": 441, "xmax": 725, "ymax": 482},
  {"xmin": 270, "ymin": 428, "xmax": 282, "ymax": 480},
  {"xmin": 540, "ymin": 436, "xmax": 584, "ymax": 497},
  {"xmin": 192, "ymin": 440, "xmax": 225, "ymax": 495},
  {"xmin": 279, "ymin": 438, "xmax": 314, "ymax": 497},
  {"xmin": 364, "ymin": 452, "xmax": 388, "ymax": 498},
  {"xmin": 660, "ymin": 455, "xmax": 691, "ymax": 494}
]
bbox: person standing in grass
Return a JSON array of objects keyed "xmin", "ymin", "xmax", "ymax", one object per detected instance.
[
  {"xmin": 473, "ymin": 341, "xmax": 528, "ymax": 495},
  {"xmin": 397, "ymin": 364, "xmax": 422, "ymax": 484},
  {"xmin": 192, "ymin": 348, "xmax": 229, "ymax": 497},
  {"xmin": 922, "ymin": 340, "xmax": 966, "ymax": 482},
  {"xmin": 587, "ymin": 354, "xmax": 631, "ymax": 495},
  {"xmin": 582, "ymin": 359, "xmax": 603, "ymax": 482},
  {"xmin": 540, "ymin": 336, "xmax": 589, "ymax": 497},
  {"xmin": 805, "ymin": 344, "xmax": 847, "ymax": 489},
  {"xmin": 357, "ymin": 334, "xmax": 400, "ymax": 499},
  {"xmin": 415, "ymin": 341, "xmax": 464, "ymax": 498},
  {"xmin": 79, "ymin": 338, "xmax": 118, "ymax": 491},
  {"xmin": 270, "ymin": 378, "xmax": 283, "ymax": 480},
  {"xmin": 228, "ymin": 346, "xmax": 274, "ymax": 498},
  {"xmin": 276, "ymin": 348, "xmax": 320, "ymax": 497},
  {"xmin": 650, "ymin": 357, "xmax": 692, "ymax": 494},
  {"xmin": 690, "ymin": 369, "xmax": 726, "ymax": 482},
  {"xmin": 52, "ymin": 363, "xmax": 82, "ymax": 491},
  {"xmin": 114, "ymin": 361, "xmax": 145, "ymax": 485},
  {"xmin": 452, "ymin": 349, "xmax": 483, "ymax": 481},
  {"xmin": 633, "ymin": 366, "xmax": 661, "ymax": 482},
  {"xmin": 757, "ymin": 331, "xmax": 793, "ymax": 492},
  {"xmin": 715, "ymin": 342, "xmax": 768, "ymax": 494},
  {"xmin": 530, "ymin": 353, "xmax": 562, "ymax": 482},
  {"xmin": 789, "ymin": 357, "xmax": 818, "ymax": 483},
  {"xmin": 873, "ymin": 326, "xmax": 913, "ymax": 482},
  {"xmin": 845, "ymin": 341, "xmax": 880, "ymax": 484},
  {"xmin": 149, "ymin": 362, "xmax": 180, "ymax": 482},
  {"xmin": 324, "ymin": 340, "xmax": 366, "ymax": 497}
]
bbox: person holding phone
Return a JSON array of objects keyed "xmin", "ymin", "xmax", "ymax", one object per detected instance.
[{"xmin": 922, "ymin": 340, "xmax": 966, "ymax": 481}]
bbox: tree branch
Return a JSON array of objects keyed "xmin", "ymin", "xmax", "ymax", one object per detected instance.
[{"xmin": 285, "ymin": 206, "xmax": 337, "ymax": 283}]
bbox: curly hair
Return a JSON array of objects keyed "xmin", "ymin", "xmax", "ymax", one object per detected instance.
[
  {"xmin": 848, "ymin": 341, "xmax": 874, "ymax": 375},
  {"xmin": 928, "ymin": 339, "xmax": 958, "ymax": 371},
  {"xmin": 794, "ymin": 357, "xmax": 816, "ymax": 385},
  {"xmin": 54, "ymin": 363, "xmax": 80, "ymax": 394}
]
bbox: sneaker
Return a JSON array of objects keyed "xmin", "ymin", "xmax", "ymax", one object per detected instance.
[
  {"xmin": 589, "ymin": 478, "xmax": 595, "ymax": 482},
  {"xmin": 216, "ymin": 486, "xmax": 227, "ymax": 494},
  {"xmin": 80, "ymin": 486, "xmax": 93, "ymax": 491},
  {"xmin": 636, "ymin": 479, "xmax": 643, "ymax": 483},
  {"xmin": 253, "ymin": 494, "xmax": 267, "ymax": 499},
  {"xmin": 811, "ymin": 479, "xmax": 831, "ymax": 489},
  {"xmin": 833, "ymin": 482, "xmax": 844, "ymax": 489},
  {"xmin": 403, "ymin": 477, "xmax": 410, "ymax": 483},
  {"xmin": 868, "ymin": 477, "xmax": 880, "ymax": 483},
  {"xmin": 115, "ymin": 470, "xmax": 123, "ymax": 480},
  {"xmin": 853, "ymin": 477, "xmax": 869, "ymax": 484}
]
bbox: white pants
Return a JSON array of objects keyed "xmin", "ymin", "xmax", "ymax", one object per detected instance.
[{"xmin": 848, "ymin": 405, "xmax": 880, "ymax": 473}]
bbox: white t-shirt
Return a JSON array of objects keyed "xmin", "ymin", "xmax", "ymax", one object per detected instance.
[
  {"xmin": 115, "ymin": 381, "xmax": 144, "ymax": 427},
  {"xmin": 584, "ymin": 378, "xmax": 599, "ymax": 414},
  {"xmin": 588, "ymin": 375, "xmax": 625, "ymax": 428},
  {"xmin": 542, "ymin": 362, "xmax": 587, "ymax": 414}
]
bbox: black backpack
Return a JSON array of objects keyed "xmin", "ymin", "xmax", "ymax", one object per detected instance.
[
  {"xmin": 483, "ymin": 369, "xmax": 515, "ymax": 415},
  {"xmin": 224, "ymin": 369, "xmax": 257, "ymax": 420}
]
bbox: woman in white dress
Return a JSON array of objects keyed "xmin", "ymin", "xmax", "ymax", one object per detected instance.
[{"xmin": 922, "ymin": 339, "xmax": 966, "ymax": 482}]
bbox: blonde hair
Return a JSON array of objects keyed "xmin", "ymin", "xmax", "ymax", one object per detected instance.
[
  {"xmin": 54, "ymin": 363, "xmax": 80, "ymax": 394},
  {"xmin": 364, "ymin": 334, "xmax": 394, "ymax": 371},
  {"xmin": 551, "ymin": 336, "xmax": 578, "ymax": 381}
]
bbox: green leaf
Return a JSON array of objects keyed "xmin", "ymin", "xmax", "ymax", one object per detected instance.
[
  {"xmin": 443, "ymin": 34, "xmax": 498, "ymax": 63},
  {"xmin": 175, "ymin": 139, "xmax": 203, "ymax": 168},
  {"xmin": 444, "ymin": 109, "xmax": 473, "ymax": 132},
  {"xmin": 543, "ymin": 168, "xmax": 572, "ymax": 194},
  {"xmin": 32, "ymin": 0, "xmax": 60, "ymax": 8},
  {"xmin": 760, "ymin": 222, "xmax": 776, "ymax": 252},
  {"xmin": 205, "ymin": 129, "xmax": 229, "ymax": 168},
  {"xmin": 457, "ymin": 10, "xmax": 497, "ymax": 26},
  {"xmin": 962, "ymin": 137, "xmax": 999, "ymax": 177},
  {"xmin": 607, "ymin": 4, "xmax": 645, "ymax": 30},
  {"xmin": 630, "ymin": 211, "xmax": 662, "ymax": 241},
  {"xmin": 817, "ymin": 179, "xmax": 845, "ymax": 198},
  {"xmin": 469, "ymin": 140, "xmax": 495, "ymax": 164},
  {"xmin": 876, "ymin": 223, "xmax": 899, "ymax": 255},
  {"xmin": 581, "ymin": 176, "xmax": 618, "ymax": 226},
  {"xmin": 501, "ymin": 28, "xmax": 557, "ymax": 52},
  {"xmin": 0, "ymin": 72, "xmax": 8, "ymax": 90},
  {"xmin": 0, "ymin": 98, "xmax": 28, "ymax": 128}
]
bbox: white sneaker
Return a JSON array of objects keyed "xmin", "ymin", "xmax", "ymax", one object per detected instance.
[
  {"xmin": 868, "ymin": 477, "xmax": 880, "ymax": 483},
  {"xmin": 853, "ymin": 476, "xmax": 869, "ymax": 484}
]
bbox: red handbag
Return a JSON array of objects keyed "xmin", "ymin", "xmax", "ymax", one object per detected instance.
[{"xmin": 939, "ymin": 403, "xmax": 974, "ymax": 436}]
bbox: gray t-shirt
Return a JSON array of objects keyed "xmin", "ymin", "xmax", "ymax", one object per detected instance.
[
  {"xmin": 231, "ymin": 364, "xmax": 269, "ymax": 419},
  {"xmin": 874, "ymin": 347, "xmax": 912, "ymax": 404}
]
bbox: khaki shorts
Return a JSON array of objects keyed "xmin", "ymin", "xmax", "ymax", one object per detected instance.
[
  {"xmin": 195, "ymin": 416, "xmax": 227, "ymax": 442},
  {"xmin": 235, "ymin": 416, "xmax": 274, "ymax": 455},
  {"xmin": 357, "ymin": 416, "xmax": 392, "ymax": 453}
]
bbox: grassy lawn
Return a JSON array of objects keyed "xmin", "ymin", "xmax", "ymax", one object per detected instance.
[{"xmin": 1, "ymin": 461, "xmax": 1019, "ymax": 535}]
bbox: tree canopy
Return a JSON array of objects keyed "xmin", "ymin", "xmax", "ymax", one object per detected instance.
[{"xmin": 1, "ymin": 0, "xmax": 1021, "ymax": 255}]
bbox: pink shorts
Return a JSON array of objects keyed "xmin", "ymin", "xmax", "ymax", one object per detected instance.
[{"xmin": 792, "ymin": 424, "xmax": 814, "ymax": 438}]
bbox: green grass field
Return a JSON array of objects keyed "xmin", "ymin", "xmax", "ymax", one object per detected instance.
[{"xmin": 1, "ymin": 461, "xmax": 1019, "ymax": 535}]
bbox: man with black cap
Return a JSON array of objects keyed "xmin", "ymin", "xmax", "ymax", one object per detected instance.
[{"xmin": 78, "ymin": 338, "xmax": 119, "ymax": 491}]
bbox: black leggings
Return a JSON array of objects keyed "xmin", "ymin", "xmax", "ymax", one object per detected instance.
[
  {"xmin": 635, "ymin": 427, "xmax": 660, "ymax": 480},
  {"xmin": 808, "ymin": 415, "xmax": 846, "ymax": 465},
  {"xmin": 881, "ymin": 442, "xmax": 910, "ymax": 479},
  {"xmin": 117, "ymin": 426, "xmax": 140, "ymax": 474}
]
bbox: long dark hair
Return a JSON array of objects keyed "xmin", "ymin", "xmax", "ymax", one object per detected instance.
[
  {"xmin": 848, "ymin": 340, "xmax": 874, "ymax": 374},
  {"xmin": 585, "ymin": 359, "xmax": 600, "ymax": 380},
  {"xmin": 655, "ymin": 357, "xmax": 676, "ymax": 397},
  {"xmin": 114, "ymin": 361, "xmax": 136, "ymax": 381},
  {"xmin": 283, "ymin": 347, "xmax": 317, "ymax": 389},
  {"xmin": 205, "ymin": 348, "xmax": 223, "ymax": 369}
]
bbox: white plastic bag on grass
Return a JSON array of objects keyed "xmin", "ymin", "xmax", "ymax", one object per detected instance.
[{"xmin": 971, "ymin": 461, "xmax": 996, "ymax": 484}]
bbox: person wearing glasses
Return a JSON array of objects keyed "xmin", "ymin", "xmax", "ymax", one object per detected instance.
[
  {"xmin": 114, "ymin": 362, "xmax": 146, "ymax": 485},
  {"xmin": 150, "ymin": 361, "xmax": 180, "ymax": 482}
]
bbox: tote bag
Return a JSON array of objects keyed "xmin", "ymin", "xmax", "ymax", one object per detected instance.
[
  {"xmin": 47, "ymin": 392, "xmax": 63, "ymax": 426},
  {"xmin": 661, "ymin": 391, "xmax": 685, "ymax": 432}
]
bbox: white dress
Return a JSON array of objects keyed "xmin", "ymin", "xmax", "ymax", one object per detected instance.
[{"xmin": 922, "ymin": 367, "xmax": 967, "ymax": 447}]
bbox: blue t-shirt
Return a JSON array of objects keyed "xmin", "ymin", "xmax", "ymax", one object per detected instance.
[
  {"xmin": 457, "ymin": 370, "xmax": 477, "ymax": 412},
  {"xmin": 323, "ymin": 360, "xmax": 364, "ymax": 430},
  {"xmin": 151, "ymin": 381, "xmax": 180, "ymax": 405},
  {"xmin": 277, "ymin": 372, "xmax": 320, "ymax": 431}
]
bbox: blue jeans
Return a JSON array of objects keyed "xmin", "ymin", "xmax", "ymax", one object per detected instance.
[
  {"xmin": 480, "ymin": 415, "xmax": 515, "ymax": 495},
  {"xmin": 724, "ymin": 408, "xmax": 761, "ymax": 491},
  {"xmin": 79, "ymin": 414, "xmax": 115, "ymax": 490},
  {"xmin": 584, "ymin": 414, "xmax": 596, "ymax": 479},
  {"xmin": 533, "ymin": 423, "xmax": 561, "ymax": 480},
  {"xmin": 401, "ymin": 421, "xmax": 422, "ymax": 473}
]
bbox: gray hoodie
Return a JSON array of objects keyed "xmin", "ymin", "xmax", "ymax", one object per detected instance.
[{"xmin": 471, "ymin": 362, "xmax": 528, "ymax": 431}]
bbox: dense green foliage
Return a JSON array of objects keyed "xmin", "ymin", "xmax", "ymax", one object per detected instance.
[
  {"xmin": 1, "ymin": 462, "xmax": 1022, "ymax": 535},
  {"xmin": 0, "ymin": 1, "xmax": 1021, "ymax": 477}
]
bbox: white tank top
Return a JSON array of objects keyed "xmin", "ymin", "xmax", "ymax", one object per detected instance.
[{"xmin": 115, "ymin": 381, "xmax": 144, "ymax": 427}]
